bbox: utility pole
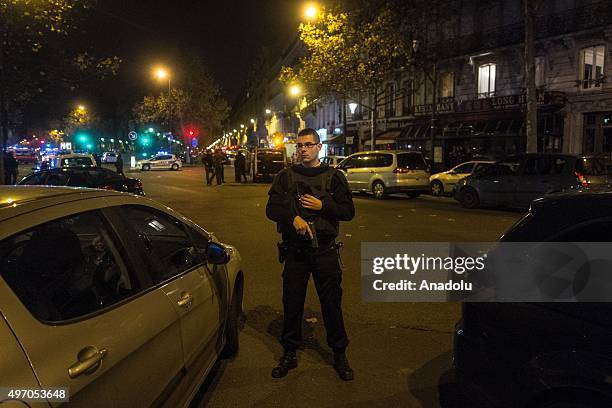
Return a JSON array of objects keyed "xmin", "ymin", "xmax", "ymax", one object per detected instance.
[
  {"xmin": 525, "ymin": 0, "xmax": 538, "ymax": 153},
  {"xmin": 370, "ymin": 86, "xmax": 377, "ymax": 151},
  {"xmin": 430, "ymin": 62, "xmax": 437, "ymax": 170}
]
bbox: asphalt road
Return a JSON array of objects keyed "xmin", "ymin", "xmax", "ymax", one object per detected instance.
[{"xmin": 126, "ymin": 166, "xmax": 523, "ymax": 408}]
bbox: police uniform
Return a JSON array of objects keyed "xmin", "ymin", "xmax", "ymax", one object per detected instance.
[{"xmin": 266, "ymin": 163, "xmax": 355, "ymax": 380}]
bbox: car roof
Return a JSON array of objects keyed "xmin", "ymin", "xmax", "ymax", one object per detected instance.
[
  {"xmin": 531, "ymin": 190, "xmax": 612, "ymax": 219},
  {"xmin": 0, "ymin": 186, "xmax": 126, "ymax": 222}
]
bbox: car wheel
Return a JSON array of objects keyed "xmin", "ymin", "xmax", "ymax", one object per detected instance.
[
  {"xmin": 406, "ymin": 192, "xmax": 420, "ymax": 198},
  {"xmin": 221, "ymin": 283, "xmax": 243, "ymax": 358},
  {"xmin": 171, "ymin": 163, "xmax": 179, "ymax": 171},
  {"xmin": 459, "ymin": 187, "xmax": 480, "ymax": 209},
  {"xmin": 142, "ymin": 164, "xmax": 150, "ymax": 171},
  {"xmin": 372, "ymin": 181, "xmax": 386, "ymax": 199},
  {"xmin": 430, "ymin": 180, "xmax": 444, "ymax": 197}
]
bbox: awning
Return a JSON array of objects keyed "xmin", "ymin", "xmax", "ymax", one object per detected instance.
[
  {"xmin": 323, "ymin": 135, "xmax": 345, "ymax": 145},
  {"xmin": 363, "ymin": 130, "xmax": 401, "ymax": 147}
]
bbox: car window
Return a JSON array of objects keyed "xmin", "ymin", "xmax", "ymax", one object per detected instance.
[
  {"xmin": 45, "ymin": 172, "xmax": 69, "ymax": 185},
  {"xmin": 452, "ymin": 163, "xmax": 475, "ymax": 174},
  {"xmin": 19, "ymin": 172, "xmax": 46, "ymax": 185},
  {"xmin": 61, "ymin": 157, "xmax": 94, "ymax": 167},
  {"xmin": 397, "ymin": 153, "xmax": 427, "ymax": 170},
  {"xmin": 149, "ymin": 156, "xmax": 160, "ymax": 161},
  {"xmin": 355, "ymin": 154, "xmax": 374, "ymax": 168},
  {"xmin": 371, "ymin": 154, "xmax": 393, "ymax": 167},
  {"xmin": 66, "ymin": 171, "xmax": 89, "ymax": 187},
  {"xmin": 0, "ymin": 211, "xmax": 136, "ymax": 322},
  {"xmin": 483, "ymin": 157, "xmax": 521, "ymax": 176},
  {"xmin": 121, "ymin": 206, "xmax": 199, "ymax": 282},
  {"xmin": 575, "ymin": 157, "xmax": 609, "ymax": 176},
  {"xmin": 340, "ymin": 156, "xmax": 359, "ymax": 169},
  {"xmin": 523, "ymin": 156, "xmax": 557, "ymax": 176}
]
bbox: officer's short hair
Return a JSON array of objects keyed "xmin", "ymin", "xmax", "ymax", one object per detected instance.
[{"xmin": 297, "ymin": 128, "xmax": 320, "ymax": 143}]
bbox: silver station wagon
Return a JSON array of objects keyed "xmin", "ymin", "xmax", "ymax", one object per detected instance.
[{"xmin": 337, "ymin": 150, "xmax": 431, "ymax": 199}]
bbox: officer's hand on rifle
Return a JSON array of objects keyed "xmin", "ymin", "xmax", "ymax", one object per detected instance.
[
  {"xmin": 293, "ymin": 216, "xmax": 314, "ymax": 238},
  {"xmin": 299, "ymin": 194, "xmax": 322, "ymax": 211}
]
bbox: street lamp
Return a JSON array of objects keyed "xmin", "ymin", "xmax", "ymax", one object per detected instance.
[
  {"xmin": 153, "ymin": 67, "xmax": 171, "ymax": 92},
  {"xmin": 240, "ymin": 124, "xmax": 245, "ymax": 129},
  {"xmin": 348, "ymin": 102, "xmax": 358, "ymax": 115},
  {"xmin": 289, "ymin": 84, "xmax": 302, "ymax": 97},
  {"xmin": 304, "ymin": 3, "xmax": 319, "ymax": 20},
  {"xmin": 265, "ymin": 108, "xmax": 272, "ymax": 115},
  {"xmin": 250, "ymin": 118, "xmax": 255, "ymax": 124}
]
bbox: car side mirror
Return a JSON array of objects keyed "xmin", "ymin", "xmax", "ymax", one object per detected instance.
[{"xmin": 206, "ymin": 242, "xmax": 230, "ymax": 265}]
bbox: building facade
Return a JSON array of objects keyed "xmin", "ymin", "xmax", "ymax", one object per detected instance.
[{"xmin": 319, "ymin": 0, "xmax": 612, "ymax": 169}]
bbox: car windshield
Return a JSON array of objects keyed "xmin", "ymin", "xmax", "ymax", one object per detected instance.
[
  {"xmin": 61, "ymin": 157, "xmax": 93, "ymax": 166},
  {"xmin": 575, "ymin": 157, "xmax": 610, "ymax": 176}
]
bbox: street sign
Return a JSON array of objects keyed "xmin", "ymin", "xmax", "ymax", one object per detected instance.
[
  {"xmin": 128, "ymin": 131, "xmax": 137, "ymax": 141},
  {"xmin": 191, "ymin": 137, "xmax": 198, "ymax": 148},
  {"xmin": 165, "ymin": 132, "xmax": 173, "ymax": 142},
  {"xmin": 345, "ymin": 136, "xmax": 354, "ymax": 145}
]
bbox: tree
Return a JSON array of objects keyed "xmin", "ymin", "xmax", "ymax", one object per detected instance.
[
  {"xmin": 0, "ymin": 0, "xmax": 120, "ymax": 182},
  {"xmin": 133, "ymin": 54, "xmax": 229, "ymax": 147},
  {"xmin": 280, "ymin": 4, "xmax": 411, "ymax": 148}
]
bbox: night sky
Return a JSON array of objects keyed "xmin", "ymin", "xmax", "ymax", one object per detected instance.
[{"xmin": 90, "ymin": 0, "xmax": 303, "ymax": 104}]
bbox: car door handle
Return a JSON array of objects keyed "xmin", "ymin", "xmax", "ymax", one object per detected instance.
[
  {"xmin": 68, "ymin": 346, "xmax": 107, "ymax": 379},
  {"xmin": 370, "ymin": 170, "xmax": 375, "ymax": 174},
  {"xmin": 177, "ymin": 292, "xmax": 193, "ymax": 308}
]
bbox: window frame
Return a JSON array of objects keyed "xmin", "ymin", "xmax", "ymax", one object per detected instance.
[
  {"xmin": 580, "ymin": 45, "xmax": 606, "ymax": 90},
  {"xmin": 0, "ymin": 208, "xmax": 150, "ymax": 325},
  {"xmin": 117, "ymin": 205, "xmax": 207, "ymax": 285},
  {"xmin": 477, "ymin": 63, "xmax": 497, "ymax": 98}
]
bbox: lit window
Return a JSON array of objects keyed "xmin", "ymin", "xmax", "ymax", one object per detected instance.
[
  {"xmin": 478, "ymin": 63, "xmax": 496, "ymax": 98},
  {"xmin": 439, "ymin": 72, "xmax": 455, "ymax": 98},
  {"xmin": 581, "ymin": 45, "xmax": 605, "ymax": 89}
]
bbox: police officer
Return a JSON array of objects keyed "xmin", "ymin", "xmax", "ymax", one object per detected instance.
[{"xmin": 266, "ymin": 128, "xmax": 355, "ymax": 381}]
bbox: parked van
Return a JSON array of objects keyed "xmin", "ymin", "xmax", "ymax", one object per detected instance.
[
  {"xmin": 251, "ymin": 148, "xmax": 286, "ymax": 182},
  {"xmin": 337, "ymin": 150, "xmax": 430, "ymax": 199}
]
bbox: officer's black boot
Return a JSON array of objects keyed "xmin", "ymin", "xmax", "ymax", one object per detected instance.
[
  {"xmin": 271, "ymin": 350, "xmax": 297, "ymax": 378},
  {"xmin": 333, "ymin": 351, "xmax": 354, "ymax": 381}
]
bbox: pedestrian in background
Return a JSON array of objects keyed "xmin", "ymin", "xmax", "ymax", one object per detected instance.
[
  {"xmin": 266, "ymin": 128, "xmax": 355, "ymax": 381},
  {"xmin": 203, "ymin": 150, "xmax": 215, "ymax": 186},
  {"xmin": 213, "ymin": 149, "xmax": 224, "ymax": 185},
  {"xmin": 235, "ymin": 151, "xmax": 247, "ymax": 183},
  {"xmin": 115, "ymin": 153, "xmax": 124, "ymax": 176},
  {"xmin": 5, "ymin": 151, "xmax": 18, "ymax": 184}
]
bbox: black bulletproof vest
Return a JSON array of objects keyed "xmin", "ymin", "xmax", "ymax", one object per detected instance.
[{"xmin": 285, "ymin": 166, "xmax": 339, "ymax": 239}]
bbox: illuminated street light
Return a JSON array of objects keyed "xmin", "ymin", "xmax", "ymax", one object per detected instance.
[
  {"xmin": 304, "ymin": 3, "xmax": 319, "ymax": 20},
  {"xmin": 265, "ymin": 109, "xmax": 272, "ymax": 115},
  {"xmin": 77, "ymin": 105, "xmax": 86, "ymax": 111},
  {"xmin": 153, "ymin": 66, "xmax": 171, "ymax": 91},
  {"xmin": 348, "ymin": 102, "xmax": 359, "ymax": 115},
  {"xmin": 148, "ymin": 127, "xmax": 154, "ymax": 133},
  {"xmin": 250, "ymin": 118, "xmax": 255, "ymax": 124},
  {"xmin": 289, "ymin": 84, "xmax": 302, "ymax": 97},
  {"xmin": 240, "ymin": 124, "xmax": 245, "ymax": 129}
]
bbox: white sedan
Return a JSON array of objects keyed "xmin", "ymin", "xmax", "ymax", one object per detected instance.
[
  {"xmin": 429, "ymin": 160, "xmax": 494, "ymax": 196},
  {"xmin": 137, "ymin": 154, "xmax": 182, "ymax": 171},
  {"xmin": 0, "ymin": 186, "xmax": 243, "ymax": 407}
]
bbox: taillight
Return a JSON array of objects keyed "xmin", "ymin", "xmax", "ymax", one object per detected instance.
[
  {"xmin": 393, "ymin": 167, "xmax": 410, "ymax": 174},
  {"xmin": 575, "ymin": 171, "xmax": 588, "ymax": 188}
]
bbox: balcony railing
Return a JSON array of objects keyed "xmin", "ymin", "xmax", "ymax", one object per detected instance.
[{"xmin": 441, "ymin": 1, "xmax": 612, "ymax": 58}]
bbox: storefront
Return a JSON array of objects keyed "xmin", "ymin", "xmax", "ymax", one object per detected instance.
[{"xmin": 396, "ymin": 91, "xmax": 565, "ymax": 170}]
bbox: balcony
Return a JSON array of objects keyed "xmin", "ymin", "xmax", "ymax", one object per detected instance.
[{"xmin": 441, "ymin": 1, "xmax": 612, "ymax": 58}]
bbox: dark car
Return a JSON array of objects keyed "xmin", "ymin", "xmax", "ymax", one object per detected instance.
[
  {"xmin": 251, "ymin": 148, "xmax": 286, "ymax": 182},
  {"xmin": 454, "ymin": 192, "xmax": 612, "ymax": 408},
  {"xmin": 19, "ymin": 167, "xmax": 144, "ymax": 195},
  {"xmin": 454, "ymin": 153, "xmax": 612, "ymax": 210}
]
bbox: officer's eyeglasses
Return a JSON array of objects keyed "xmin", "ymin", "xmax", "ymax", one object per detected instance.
[{"xmin": 297, "ymin": 142, "xmax": 320, "ymax": 149}]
